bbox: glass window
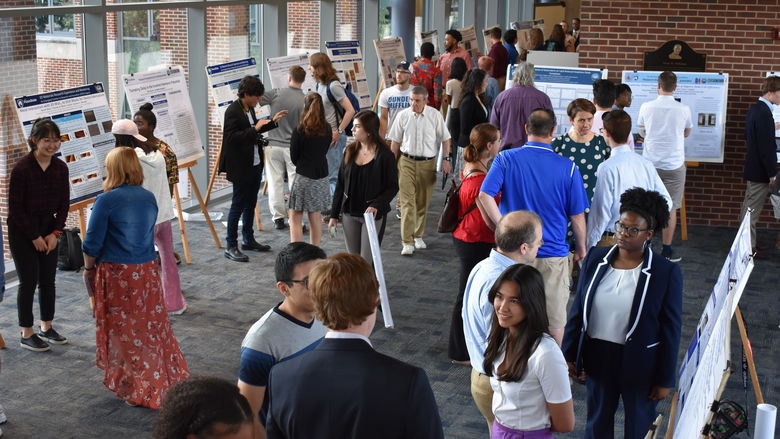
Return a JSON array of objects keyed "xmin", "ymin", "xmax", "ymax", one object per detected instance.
[
  {"xmin": 34, "ymin": 0, "xmax": 76, "ymax": 36},
  {"xmin": 378, "ymin": 0, "xmax": 390, "ymax": 39},
  {"xmin": 287, "ymin": 1, "xmax": 319, "ymax": 54},
  {"xmin": 336, "ymin": 0, "xmax": 360, "ymax": 41}
]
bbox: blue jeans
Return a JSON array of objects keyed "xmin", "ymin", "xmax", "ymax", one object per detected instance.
[
  {"xmin": 226, "ymin": 165, "xmax": 262, "ymax": 247},
  {"xmin": 326, "ymin": 133, "xmax": 348, "ymax": 197}
]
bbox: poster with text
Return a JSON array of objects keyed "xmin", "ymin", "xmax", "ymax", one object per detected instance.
[
  {"xmin": 373, "ymin": 37, "xmax": 407, "ymax": 87},
  {"xmin": 14, "ymin": 83, "xmax": 113, "ymax": 204},
  {"xmin": 325, "ymin": 40, "xmax": 372, "ymax": 109},
  {"xmin": 266, "ymin": 54, "xmax": 318, "ymax": 93},
  {"xmin": 457, "ymin": 25, "xmax": 481, "ymax": 63},
  {"xmin": 507, "ymin": 65, "xmax": 607, "ymax": 137},
  {"xmin": 420, "ymin": 30, "xmax": 440, "ymax": 62},
  {"xmin": 206, "ymin": 58, "xmax": 261, "ymax": 127},
  {"xmin": 622, "ymin": 71, "xmax": 728, "ymax": 163},
  {"xmin": 482, "ymin": 25, "xmax": 500, "ymax": 56},
  {"xmin": 122, "ymin": 66, "xmax": 205, "ymax": 165}
]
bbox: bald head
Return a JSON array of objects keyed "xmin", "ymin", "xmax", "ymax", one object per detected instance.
[
  {"xmin": 478, "ymin": 56, "xmax": 494, "ymax": 72},
  {"xmin": 495, "ymin": 210, "xmax": 543, "ymax": 263}
]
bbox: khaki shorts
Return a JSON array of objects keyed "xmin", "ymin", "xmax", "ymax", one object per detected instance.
[
  {"xmin": 656, "ymin": 164, "xmax": 686, "ymax": 210},
  {"xmin": 531, "ymin": 256, "xmax": 570, "ymax": 329}
]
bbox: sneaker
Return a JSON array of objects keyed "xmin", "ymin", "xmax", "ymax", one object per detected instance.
[
  {"xmin": 37, "ymin": 327, "xmax": 68, "ymax": 345},
  {"xmin": 395, "ymin": 209, "xmax": 402, "ymax": 220},
  {"xmin": 302, "ymin": 224, "xmax": 309, "ymax": 234},
  {"xmin": 0, "ymin": 403, "xmax": 7, "ymax": 424},
  {"xmin": 414, "ymin": 238, "xmax": 427, "ymax": 249},
  {"xmin": 20, "ymin": 334, "xmax": 50, "ymax": 352},
  {"xmin": 661, "ymin": 249, "xmax": 682, "ymax": 263},
  {"xmin": 274, "ymin": 218, "xmax": 287, "ymax": 230},
  {"xmin": 401, "ymin": 244, "xmax": 415, "ymax": 255}
]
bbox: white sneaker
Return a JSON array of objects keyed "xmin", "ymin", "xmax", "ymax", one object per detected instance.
[
  {"xmin": 401, "ymin": 244, "xmax": 415, "ymax": 255},
  {"xmin": 414, "ymin": 238, "xmax": 427, "ymax": 249},
  {"xmin": 0, "ymin": 404, "xmax": 6, "ymax": 424}
]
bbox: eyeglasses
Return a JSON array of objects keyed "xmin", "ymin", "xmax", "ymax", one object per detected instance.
[
  {"xmin": 286, "ymin": 276, "xmax": 309, "ymax": 288},
  {"xmin": 614, "ymin": 221, "xmax": 648, "ymax": 237}
]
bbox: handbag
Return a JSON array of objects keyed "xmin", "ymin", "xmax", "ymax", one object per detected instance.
[{"xmin": 437, "ymin": 170, "xmax": 481, "ymax": 233}]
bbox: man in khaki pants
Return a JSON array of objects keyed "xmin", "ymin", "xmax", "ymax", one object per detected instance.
[{"xmin": 389, "ymin": 86, "xmax": 451, "ymax": 256}]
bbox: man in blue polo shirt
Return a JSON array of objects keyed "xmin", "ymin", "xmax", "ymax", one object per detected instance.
[
  {"xmin": 237, "ymin": 242, "xmax": 327, "ymax": 438},
  {"xmin": 478, "ymin": 108, "xmax": 588, "ymax": 345}
]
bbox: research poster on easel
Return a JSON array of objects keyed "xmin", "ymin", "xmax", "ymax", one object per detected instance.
[
  {"xmin": 324, "ymin": 40, "xmax": 372, "ymax": 109},
  {"xmin": 266, "ymin": 54, "xmax": 318, "ymax": 93},
  {"xmin": 621, "ymin": 70, "xmax": 728, "ymax": 163},
  {"xmin": 420, "ymin": 30, "xmax": 440, "ymax": 61},
  {"xmin": 507, "ymin": 65, "xmax": 607, "ymax": 137},
  {"xmin": 14, "ymin": 83, "xmax": 113, "ymax": 203},
  {"xmin": 206, "ymin": 58, "xmax": 261, "ymax": 127},
  {"xmin": 372, "ymin": 37, "xmax": 407, "ymax": 88},
  {"xmin": 457, "ymin": 25, "xmax": 480, "ymax": 62},
  {"xmin": 122, "ymin": 66, "xmax": 205, "ymax": 165}
]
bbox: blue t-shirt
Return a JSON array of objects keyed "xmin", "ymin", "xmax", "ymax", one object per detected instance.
[
  {"xmin": 503, "ymin": 43, "xmax": 519, "ymax": 66},
  {"xmin": 480, "ymin": 142, "xmax": 588, "ymax": 257},
  {"xmin": 239, "ymin": 303, "xmax": 326, "ymax": 424}
]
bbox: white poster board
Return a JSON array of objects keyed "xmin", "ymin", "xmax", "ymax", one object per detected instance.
[
  {"xmin": 324, "ymin": 40, "xmax": 372, "ymax": 110},
  {"xmin": 621, "ymin": 70, "xmax": 728, "ymax": 163},
  {"xmin": 673, "ymin": 213, "xmax": 754, "ymax": 438},
  {"xmin": 506, "ymin": 65, "xmax": 607, "ymax": 137},
  {"xmin": 457, "ymin": 25, "xmax": 480, "ymax": 63},
  {"xmin": 526, "ymin": 51, "xmax": 580, "ymax": 68},
  {"xmin": 420, "ymin": 29, "xmax": 440, "ymax": 62},
  {"xmin": 266, "ymin": 54, "xmax": 318, "ymax": 93},
  {"xmin": 14, "ymin": 83, "xmax": 113, "ymax": 203},
  {"xmin": 122, "ymin": 66, "xmax": 205, "ymax": 165},
  {"xmin": 364, "ymin": 212, "xmax": 393, "ymax": 328},
  {"xmin": 206, "ymin": 58, "xmax": 261, "ymax": 128},
  {"xmin": 373, "ymin": 37, "xmax": 407, "ymax": 87}
]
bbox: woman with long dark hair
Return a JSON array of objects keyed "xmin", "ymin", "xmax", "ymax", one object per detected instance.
[
  {"xmin": 456, "ymin": 69, "xmax": 490, "ymax": 173},
  {"xmin": 288, "ymin": 93, "xmax": 332, "ymax": 246},
  {"xmin": 9, "ymin": 118, "xmax": 70, "ymax": 351},
  {"xmin": 484, "ymin": 264, "xmax": 574, "ymax": 438},
  {"xmin": 445, "ymin": 57, "xmax": 468, "ymax": 150},
  {"xmin": 563, "ymin": 188, "xmax": 682, "ymax": 438},
  {"xmin": 544, "ymin": 24, "xmax": 566, "ymax": 52},
  {"xmin": 328, "ymin": 110, "xmax": 398, "ymax": 262},
  {"xmin": 82, "ymin": 147, "xmax": 189, "ymax": 408}
]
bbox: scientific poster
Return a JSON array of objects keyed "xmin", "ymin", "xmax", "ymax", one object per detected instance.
[
  {"xmin": 122, "ymin": 66, "xmax": 205, "ymax": 165},
  {"xmin": 266, "ymin": 54, "xmax": 318, "ymax": 93},
  {"xmin": 621, "ymin": 70, "xmax": 728, "ymax": 163},
  {"xmin": 506, "ymin": 65, "xmax": 607, "ymax": 137},
  {"xmin": 457, "ymin": 25, "xmax": 481, "ymax": 62},
  {"xmin": 206, "ymin": 58, "xmax": 261, "ymax": 127},
  {"xmin": 14, "ymin": 83, "xmax": 113, "ymax": 203},
  {"xmin": 420, "ymin": 30, "xmax": 440, "ymax": 62},
  {"xmin": 325, "ymin": 40, "xmax": 372, "ymax": 109},
  {"xmin": 372, "ymin": 37, "xmax": 407, "ymax": 87}
]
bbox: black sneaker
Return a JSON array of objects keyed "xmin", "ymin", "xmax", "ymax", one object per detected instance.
[
  {"xmin": 395, "ymin": 209, "xmax": 402, "ymax": 220},
  {"xmin": 241, "ymin": 240, "xmax": 272, "ymax": 252},
  {"xmin": 37, "ymin": 327, "xmax": 68, "ymax": 345},
  {"xmin": 20, "ymin": 334, "xmax": 50, "ymax": 352},
  {"xmin": 274, "ymin": 218, "xmax": 287, "ymax": 230},
  {"xmin": 302, "ymin": 224, "xmax": 309, "ymax": 233}
]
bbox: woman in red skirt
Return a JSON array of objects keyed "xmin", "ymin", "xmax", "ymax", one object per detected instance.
[{"xmin": 82, "ymin": 146, "xmax": 189, "ymax": 408}]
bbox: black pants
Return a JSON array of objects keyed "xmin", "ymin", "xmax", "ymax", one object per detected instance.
[
  {"xmin": 449, "ymin": 237, "xmax": 494, "ymax": 361},
  {"xmin": 8, "ymin": 220, "xmax": 58, "ymax": 328},
  {"xmin": 226, "ymin": 165, "xmax": 262, "ymax": 247}
]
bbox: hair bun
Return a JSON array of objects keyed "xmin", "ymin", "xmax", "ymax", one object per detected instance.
[{"xmin": 139, "ymin": 102, "xmax": 154, "ymax": 111}]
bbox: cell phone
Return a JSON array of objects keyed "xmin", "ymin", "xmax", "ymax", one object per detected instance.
[{"xmin": 329, "ymin": 225, "xmax": 337, "ymax": 238}]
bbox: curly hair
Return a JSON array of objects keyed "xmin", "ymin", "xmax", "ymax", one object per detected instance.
[
  {"xmin": 619, "ymin": 187, "xmax": 670, "ymax": 232},
  {"xmin": 153, "ymin": 376, "xmax": 253, "ymax": 439}
]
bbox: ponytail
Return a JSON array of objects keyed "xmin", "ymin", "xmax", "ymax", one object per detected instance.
[
  {"xmin": 463, "ymin": 143, "xmax": 479, "ymax": 162},
  {"xmin": 464, "ymin": 123, "xmax": 500, "ymax": 164}
]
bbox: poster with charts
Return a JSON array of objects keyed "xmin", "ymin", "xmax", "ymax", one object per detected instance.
[
  {"xmin": 372, "ymin": 37, "xmax": 407, "ymax": 88},
  {"xmin": 266, "ymin": 54, "xmax": 318, "ymax": 93},
  {"xmin": 206, "ymin": 58, "xmax": 262, "ymax": 128},
  {"xmin": 506, "ymin": 65, "xmax": 607, "ymax": 138},
  {"xmin": 324, "ymin": 40, "xmax": 372, "ymax": 110},
  {"xmin": 621, "ymin": 70, "xmax": 728, "ymax": 163},
  {"xmin": 420, "ymin": 30, "xmax": 440, "ymax": 62},
  {"xmin": 122, "ymin": 66, "xmax": 205, "ymax": 165},
  {"xmin": 14, "ymin": 83, "xmax": 113, "ymax": 204},
  {"xmin": 457, "ymin": 25, "xmax": 480, "ymax": 63}
]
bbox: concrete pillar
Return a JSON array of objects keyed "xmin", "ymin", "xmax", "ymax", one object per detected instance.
[{"xmin": 391, "ymin": 0, "xmax": 415, "ymax": 60}]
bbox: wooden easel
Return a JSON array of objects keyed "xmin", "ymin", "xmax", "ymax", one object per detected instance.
[
  {"xmin": 173, "ymin": 160, "xmax": 222, "ymax": 264},
  {"xmin": 205, "ymin": 142, "xmax": 264, "ymax": 232},
  {"xmin": 679, "ymin": 161, "xmax": 699, "ymax": 241},
  {"xmin": 69, "ymin": 198, "xmax": 94, "ymax": 240},
  {"xmin": 371, "ymin": 78, "xmax": 386, "ymax": 113}
]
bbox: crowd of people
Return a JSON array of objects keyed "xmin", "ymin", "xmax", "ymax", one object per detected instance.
[{"xmin": 4, "ymin": 18, "xmax": 779, "ymax": 439}]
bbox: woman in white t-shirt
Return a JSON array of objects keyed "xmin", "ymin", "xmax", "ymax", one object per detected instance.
[{"xmin": 483, "ymin": 264, "xmax": 574, "ymax": 438}]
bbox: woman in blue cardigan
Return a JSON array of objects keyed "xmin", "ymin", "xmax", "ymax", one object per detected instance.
[{"xmin": 562, "ymin": 188, "xmax": 682, "ymax": 439}]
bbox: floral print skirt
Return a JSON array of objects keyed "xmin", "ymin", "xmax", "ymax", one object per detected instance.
[{"xmin": 94, "ymin": 261, "xmax": 189, "ymax": 409}]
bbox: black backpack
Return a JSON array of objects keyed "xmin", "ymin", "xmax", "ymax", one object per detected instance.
[{"xmin": 57, "ymin": 228, "xmax": 84, "ymax": 271}]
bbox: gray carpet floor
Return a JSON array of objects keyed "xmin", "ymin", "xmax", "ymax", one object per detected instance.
[{"xmin": 0, "ymin": 187, "xmax": 777, "ymax": 438}]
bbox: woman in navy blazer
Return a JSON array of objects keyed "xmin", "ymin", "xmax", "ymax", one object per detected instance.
[{"xmin": 562, "ymin": 188, "xmax": 682, "ymax": 439}]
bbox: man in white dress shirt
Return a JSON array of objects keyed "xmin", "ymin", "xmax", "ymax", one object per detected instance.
[
  {"xmin": 637, "ymin": 71, "xmax": 692, "ymax": 262},
  {"xmin": 587, "ymin": 110, "xmax": 673, "ymax": 249},
  {"xmin": 389, "ymin": 86, "xmax": 452, "ymax": 255}
]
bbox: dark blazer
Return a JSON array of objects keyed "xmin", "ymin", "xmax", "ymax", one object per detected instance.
[
  {"xmin": 331, "ymin": 145, "xmax": 399, "ymax": 218},
  {"xmin": 458, "ymin": 93, "xmax": 489, "ymax": 148},
  {"xmin": 743, "ymin": 99, "xmax": 778, "ymax": 183},
  {"xmin": 265, "ymin": 338, "xmax": 444, "ymax": 439},
  {"xmin": 218, "ymin": 99, "xmax": 277, "ymax": 182},
  {"xmin": 562, "ymin": 245, "xmax": 683, "ymax": 390}
]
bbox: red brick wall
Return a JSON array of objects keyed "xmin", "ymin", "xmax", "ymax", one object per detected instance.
[
  {"xmin": 289, "ymin": 1, "xmax": 321, "ymax": 50},
  {"xmin": 579, "ymin": 0, "xmax": 780, "ymax": 230}
]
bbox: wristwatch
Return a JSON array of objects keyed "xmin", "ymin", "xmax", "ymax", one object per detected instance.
[
  {"xmin": 443, "ymin": 157, "xmax": 451, "ymax": 162},
  {"xmin": 337, "ymin": 128, "xmax": 343, "ymax": 134}
]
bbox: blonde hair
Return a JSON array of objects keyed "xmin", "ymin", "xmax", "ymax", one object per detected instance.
[
  {"xmin": 309, "ymin": 253, "xmax": 379, "ymax": 330},
  {"xmin": 103, "ymin": 147, "xmax": 144, "ymax": 191}
]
